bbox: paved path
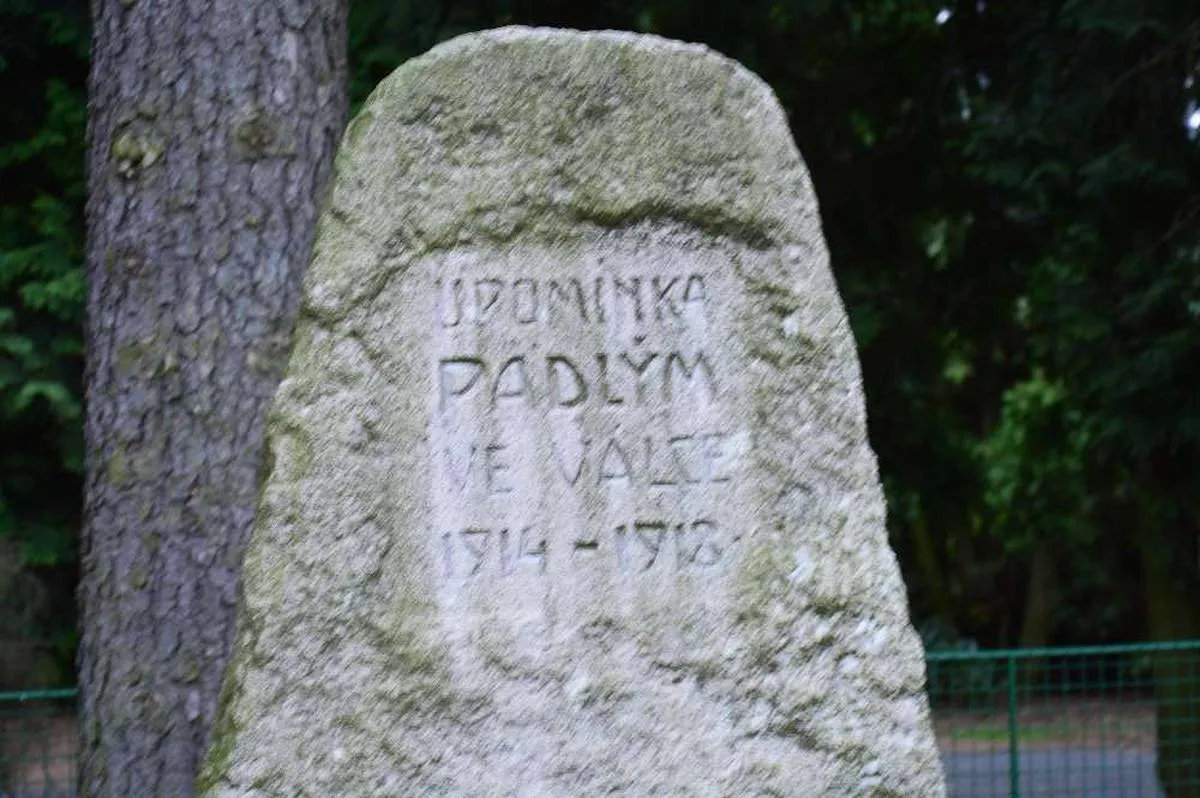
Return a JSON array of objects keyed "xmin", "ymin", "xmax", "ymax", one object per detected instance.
[{"xmin": 944, "ymin": 749, "xmax": 1163, "ymax": 797}]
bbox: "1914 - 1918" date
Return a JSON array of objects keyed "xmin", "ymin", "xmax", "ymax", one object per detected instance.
[{"xmin": 439, "ymin": 519, "xmax": 736, "ymax": 579}]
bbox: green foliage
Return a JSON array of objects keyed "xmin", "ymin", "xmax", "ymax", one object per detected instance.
[
  {"xmin": 3, "ymin": 0, "xmax": 1197, "ymax": 686},
  {"xmin": 348, "ymin": 0, "xmax": 493, "ymax": 108},
  {"xmin": 950, "ymin": 0, "xmax": 1200, "ymax": 638},
  {"xmin": 0, "ymin": 0, "xmax": 88, "ymax": 686},
  {"xmin": 980, "ymin": 374, "xmax": 1091, "ymax": 551}
]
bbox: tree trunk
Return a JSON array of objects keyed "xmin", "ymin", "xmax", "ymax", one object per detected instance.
[
  {"xmin": 1016, "ymin": 542, "xmax": 1056, "ymax": 694},
  {"xmin": 906, "ymin": 511, "xmax": 957, "ymax": 632},
  {"xmin": 1017, "ymin": 543, "xmax": 1056, "ymax": 651},
  {"xmin": 80, "ymin": 3, "xmax": 347, "ymax": 795},
  {"xmin": 1141, "ymin": 515, "xmax": 1200, "ymax": 798}
]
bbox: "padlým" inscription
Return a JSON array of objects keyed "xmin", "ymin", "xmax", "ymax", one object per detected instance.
[{"xmin": 437, "ymin": 351, "xmax": 716, "ymax": 410}]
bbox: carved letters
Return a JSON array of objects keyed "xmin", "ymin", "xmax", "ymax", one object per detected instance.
[
  {"xmin": 440, "ymin": 520, "xmax": 731, "ymax": 578},
  {"xmin": 437, "ymin": 352, "xmax": 717, "ymax": 411},
  {"xmin": 433, "ymin": 268, "xmax": 741, "ymax": 583},
  {"xmin": 436, "ymin": 274, "xmax": 708, "ymax": 328}
]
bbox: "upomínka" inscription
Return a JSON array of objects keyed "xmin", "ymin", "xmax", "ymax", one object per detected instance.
[{"xmin": 436, "ymin": 274, "xmax": 708, "ymax": 328}]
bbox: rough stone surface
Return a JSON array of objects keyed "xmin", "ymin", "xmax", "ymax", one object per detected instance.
[{"xmin": 199, "ymin": 26, "xmax": 946, "ymax": 797}]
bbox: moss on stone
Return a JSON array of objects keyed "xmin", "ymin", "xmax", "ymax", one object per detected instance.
[{"xmin": 195, "ymin": 665, "xmax": 242, "ymax": 792}]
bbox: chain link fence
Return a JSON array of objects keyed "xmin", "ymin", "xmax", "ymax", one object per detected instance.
[
  {"xmin": 929, "ymin": 641, "xmax": 1200, "ymax": 797},
  {"xmin": 0, "ymin": 688, "xmax": 75, "ymax": 798}
]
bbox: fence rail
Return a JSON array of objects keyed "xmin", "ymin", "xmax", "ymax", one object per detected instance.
[
  {"xmin": 928, "ymin": 640, "xmax": 1200, "ymax": 797},
  {"xmin": 2, "ymin": 642, "xmax": 1198, "ymax": 797},
  {"xmin": 0, "ymin": 688, "xmax": 76, "ymax": 797}
]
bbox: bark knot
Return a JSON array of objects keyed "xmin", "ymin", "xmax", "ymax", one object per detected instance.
[
  {"xmin": 112, "ymin": 131, "xmax": 162, "ymax": 180},
  {"xmin": 232, "ymin": 111, "xmax": 292, "ymax": 160}
]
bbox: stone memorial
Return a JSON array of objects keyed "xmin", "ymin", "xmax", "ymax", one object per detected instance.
[{"xmin": 200, "ymin": 26, "xmax": 946, "ymax": 797}]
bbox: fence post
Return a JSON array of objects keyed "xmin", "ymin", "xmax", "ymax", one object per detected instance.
[{"xmin": 1007, "ymin": 653, "xmax": 1020, "ymax": 798}]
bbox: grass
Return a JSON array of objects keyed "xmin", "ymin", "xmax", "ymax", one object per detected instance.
[{"xmin": 934, "ymin": 697, "xmax": 1159, "ymax": 753}]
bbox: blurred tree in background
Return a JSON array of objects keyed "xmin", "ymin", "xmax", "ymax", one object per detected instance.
[
  {"xmin": 1, "ymin": 0, "xmax": 1196, "ymax": 686},
  {"xmin": 0, "ymin": 0, "xmax": 88, "ymax": 689}
]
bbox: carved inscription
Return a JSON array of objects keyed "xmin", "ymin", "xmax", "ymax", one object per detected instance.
[
  {"xmin": 440, "ymin": 520, "xmax": 733, "ymax": 578},
  {"xmin": 441, "ymin": 430, "xmax": 735, "ymax": 493},
  {"xmin": 437, "ymin": 352, "xmax": 717, "ymax": 410},
  {"xmin": 614, "ymin": 520, "xmax": 725, "ymax": 571},
  {"xmin": 432, "ymin": 267, "xmax": 742, "ymax": 583},
  {"xmin": 436, "ymin": 274, "xmax": 708, "ymax": 328},
  {"xmin": 441, "ymin": 526, "xmax": 547, "ymax": 578}
]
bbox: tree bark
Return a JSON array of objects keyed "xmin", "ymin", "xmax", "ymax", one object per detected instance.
[
  {"xmin": 1142, "ymin": 518, "xmax": 1200, "ymax": 798},
  {"xmin": 1136, "ymin": 452, "xmax": 1200, "ymax": 797},
  {"xmin": 1017, "ymin": 543, "xmax": 1055, "ymax": 650},
  {"xmin": 80, "ymin": 2, "xmax": 347, "ymax": 795}
]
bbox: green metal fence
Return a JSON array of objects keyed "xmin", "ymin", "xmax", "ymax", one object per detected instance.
[
  {"xmin": 1, "ymin": 642, "xmax": 1197, "ymax": 796},
  {"xmin": 928, "ymin": 640, "xmax": 1200, "ymax": 797},
  {"xmin": 0, "ymin": 687, "xmax": 75, "ymax": 797}
]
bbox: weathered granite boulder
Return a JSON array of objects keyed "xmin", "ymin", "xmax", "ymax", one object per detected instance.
[{"xmin": 200, "ymin": 26, "xmax": 946, "ymax": 797}]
